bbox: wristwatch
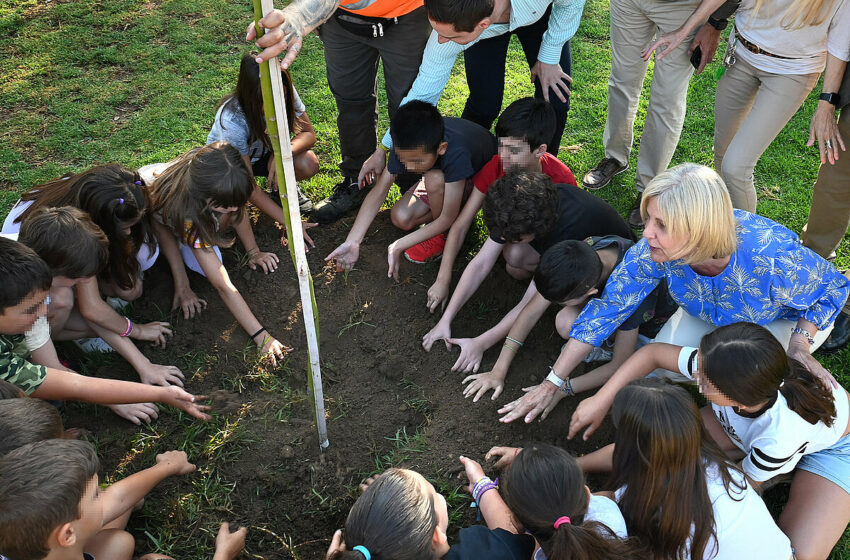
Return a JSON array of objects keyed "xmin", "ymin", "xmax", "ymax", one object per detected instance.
[
  {"xmin": 545, "ymin": 366, "xmax": 566, "ymax": 389},
  {"xmin": 707, "ymin": 16, "xmax": 728, "ymax": 30},
  {"xmin": 820, "ymin": 92, "xmax": 841, "ymax": 107}
]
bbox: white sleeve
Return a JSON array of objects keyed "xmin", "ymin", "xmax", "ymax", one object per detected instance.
[
  {"xmin": 677, "ymin": 346, "xmax": 698, "ymax": 380},
  {"xmin": 743, "ymin": 437, "xmax": 809, "ymax": 482},
  {"xmin": 25, "ymin": 315, "xmax": 51, "ymax": 352},
  {"xmin": 291, "ymin": 86, "xmax": 306, "ymax": 118}
]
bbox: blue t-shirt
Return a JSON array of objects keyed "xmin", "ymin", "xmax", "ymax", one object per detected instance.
[
  {"xmin": 207, "ymin": 91, "xmax": 306, "ymax": 163},
  {"xmin": 387, "ymin": 117, "xmax": 496, "ymax": 183},
  {"xmin": 445, "ymin": 526, "xmax": 534, "ymax": 560}
]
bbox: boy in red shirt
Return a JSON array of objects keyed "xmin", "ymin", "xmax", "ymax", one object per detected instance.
[{"xmin": 425, "ymin": 98, "xmax": 576, "ymax": 312}]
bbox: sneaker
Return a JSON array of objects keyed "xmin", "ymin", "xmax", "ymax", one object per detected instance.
[
  {"xmin": 404, "ymin": 234, "xmax": 446, "ymax": 263},
  {"xmin": 309, "ymin": 177, "xmax": 366, "ymax": 224},
  {"xmin": 268, "ymin": 185, "xmax": 314, "ymax": 213},
  {"xmin": 582, "ymin": 158, "xmax": 628, "ymax": 190},
  {"xmin": 583, "ymin": 345, "xmax": 614, "ymax": 363},
  {"xmin": 106, "ymin": 296, "xmax": 129, "ymax": 311},
  {"xmin": 818, "ymin": 311, "xmax": 850, "ymax": 353},
  {"xmin": 628, "ymin": 192, "xmax": 644, "ymax": 230},
  {"xmin": 73, "ymin": 337, "xmax": 114, "ymax": 353}
]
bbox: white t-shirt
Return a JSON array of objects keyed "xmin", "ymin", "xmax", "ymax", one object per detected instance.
[
  {"xmin": 734, "ymin": 0, "xmax": 850, "ymax": 74},
  {"xmin": 532, "ymin": 494, "xmax": 628, "ymax": 560},
  {"xmin": 616, "ymin": 464, "xmax": 792, "ymax": 559},
  {"xmin": 679, "ymin": 346, "xmax": 850, "ymax": 482}
]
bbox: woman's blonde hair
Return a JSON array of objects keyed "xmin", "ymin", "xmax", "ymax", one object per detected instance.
[
  {"xmin": 640, "ymin": 163, "xmax": 737, "ymax": 265},
  {"xmin": 751, "ymin": 0, "xmax": 835, "ymax": 30}
]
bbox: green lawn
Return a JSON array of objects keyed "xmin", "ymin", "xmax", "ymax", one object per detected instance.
[{"xmin": 1, "ymin": 0, "xmax": 848, "ymax": 557}]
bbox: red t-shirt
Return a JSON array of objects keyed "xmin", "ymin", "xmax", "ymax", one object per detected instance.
[{"xmin": 472, "ymin": 153, "xmax": 577, "ymax": 194}]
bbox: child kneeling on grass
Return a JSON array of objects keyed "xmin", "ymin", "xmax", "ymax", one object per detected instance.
[
  {"xmin": 461, "ymin": 237, "xmax": 670, "ymax": 408},
  {"xmin": 570, "ymin": 322, "xmax": 850, "ymax": 560},
  {"xmin": 422, "ymin": 170, "xmax": 633, "ymax": 374},
  {"xmin": 18, "ymin": 207, "xmax": 183, "ymax": 388},
  {"xmin": 326, "ymin": 100, "xmax": 496, "ymax": 280},
  {"xmin": 148, "ymin": 142, "xmax": 289, "ymax": 365},
  {"xmin": 0, "ymin": 440, "xmax": 246, "ymax": 560},
  {"xmin": 325, "ymin": 462, "xmax": 535, "ymax": 560},
  {"xmin": 426, "ymin": 97, "xmax": 577, "ymax": 313},
  {"xmin": 0, "ymin": 237, "xmax": 210, "ymax": 423}
]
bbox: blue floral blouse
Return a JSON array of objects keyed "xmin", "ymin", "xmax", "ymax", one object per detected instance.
[{"xmin": 570, "ymin": 210, "xmax": 850, "ymax": 346}]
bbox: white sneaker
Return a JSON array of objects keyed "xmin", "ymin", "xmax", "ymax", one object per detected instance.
[
  {"xmin": 106, "ymin": 297, "xmax": 129, "ymax": 311},
  {"xmin": 73, "ymin": 337, "xmax": 114, "ymax": 353},
  {"xmin": 583, "ymin": 345, "xmax": 613, "ymax": 363}
]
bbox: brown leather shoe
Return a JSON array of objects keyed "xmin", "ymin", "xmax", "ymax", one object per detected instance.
[
  {"xmin": 628, "ymin": 192, "xmax": 644, "ymax": 229},
  {"xmin": 582, "ymin": 157, "xmax": 628, "ymax": 190}
]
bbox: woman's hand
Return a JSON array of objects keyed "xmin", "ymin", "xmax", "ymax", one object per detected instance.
[
  {"xmin": 787, "ymin": 340, "xmax": 839, "ymax": 388},
  {"xmin": 808, "ymin": 102, "xmax": 845, "ymax": 165},
  {"xmin": 462, "ymin": 371, "xmax": 506, "ymax": 402},
  {"xmin": 485, "ymin": 446, "xmax": 522, "ymax": 470},
  {"xmin": 173, "ymin": 286, "xmax": 207, "ymax": 320},
  {"xmin": 131, "ymin": 321, "xmax": 173, "ymax": 348},
  {"xmin": 642, "ymin": 28, "xmax": 689, "ymax": 61},
  {"xmin": 498, "ymin": 381, "xmax": 559, "ymax": 423},
  {"xmin": 248, "ymin": 250, "xmax": 280, "ymax": 274}
]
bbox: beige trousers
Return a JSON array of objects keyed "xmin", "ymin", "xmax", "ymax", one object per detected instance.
[
  {"xmin": 603, "ymin": 0, "xmax": 699, "ymax": 191},
  {"xmin": 714, "ymin": 56, "xmax": 820, "ymax": 211}
]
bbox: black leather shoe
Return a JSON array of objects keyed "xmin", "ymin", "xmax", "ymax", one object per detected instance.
[
  {"xmin": 582, "ymin": 157, "xmax": 628, "ymax": 190},
  {"xmin": 628, "ymin": 192, "xmax": 644, "ymax": 230},
  {"xmin": 818, "ymin": 311, "xmax": 850, "ymax": 353},
  {"xmin": 310, "ymin": 177, "xmax": 366, "ymax": 224}
]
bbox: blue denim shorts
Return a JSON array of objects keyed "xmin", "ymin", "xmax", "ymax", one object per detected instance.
[{"xmin": 797, "ymin": 432, "xmax": 850, "ymax": 495}]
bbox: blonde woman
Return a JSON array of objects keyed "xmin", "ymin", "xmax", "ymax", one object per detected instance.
[
  {"xmin": 499, "ymin": 163, "xmax": 850, "ymax": 424},
  {"xmin": 642, "ymin": 0, "xmax": 850, "ymax": 212}
]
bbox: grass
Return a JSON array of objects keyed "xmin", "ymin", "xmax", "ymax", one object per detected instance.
[{"xmin": 1, "ymin": 0, "xmax": 849, "ymax": 557}]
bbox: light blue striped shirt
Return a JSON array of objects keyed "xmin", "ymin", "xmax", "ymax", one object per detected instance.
[{"xmin": 381, "ymin": 0, "xmax": 586, "ymax": 148}]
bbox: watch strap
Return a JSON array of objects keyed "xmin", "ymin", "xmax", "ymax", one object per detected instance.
[
  {"xmin": 820, "ymin": 92, "xmax": 841, "ymax": 107},
  {"xmin": 545, "ymin": 367, "xmax": 566, "ymax": 389}
]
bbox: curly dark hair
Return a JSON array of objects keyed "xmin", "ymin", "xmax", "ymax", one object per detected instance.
[{"xmin": 483, "ymin": 170, "xmax": 558, "ymax": 243}]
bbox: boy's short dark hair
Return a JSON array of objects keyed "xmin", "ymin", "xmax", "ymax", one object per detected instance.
[
  {"xmin": 483, "ymin": 170, "xmax": 558, "ymax": 243},
  {"xmin": 0, "ymin": 399, "xmax": 64, "ymax": 457},
  {"xmin": 534, "ymin": 240, "xmax": 603, "ymax": 303},
  {"xmin": 0, "ymin": 439, "xmax": 99, "ymax": 560},
  {"xmin": 390, "ymin": 100, "xmax": 445, "ymax": 153},
  {"xmin": 19, "ymin": 207, "xmax": 109, "ymax": 280},
  {"xmin": 424, "ymin": 0, "xmax": 494, "ymax": 31},
  {"xmin": 0, "ymin": 236, "xmax": 52, "ymax": 314},
  {"xmin": 495, "ymin": 98, "xmax": 557, "ymax": 151},
  {"xmin": 0, "ymin": 379, "xmax": 26, "ymax": 400}
]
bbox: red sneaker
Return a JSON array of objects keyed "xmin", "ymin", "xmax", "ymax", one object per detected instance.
[{"xmin": 404, "ymin": 234, "xmax": 446, "ymax": 263}]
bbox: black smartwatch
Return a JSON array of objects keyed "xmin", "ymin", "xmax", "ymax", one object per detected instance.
[
  {"xmin": 707, "ymin": 16, "xmax": 728, "ymax": 30},
  {"xmin": 820, "ymin": 92, "xmax": 841, "ymax": 107}
]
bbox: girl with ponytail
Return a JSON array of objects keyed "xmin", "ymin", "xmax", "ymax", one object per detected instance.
[
  {"xmin": 570, "ymin": 322, "xmax": 850, "ymax": 559},
  {"xmin": 499, "ymin": 443, "xmax": 633, "ymax": 560}
]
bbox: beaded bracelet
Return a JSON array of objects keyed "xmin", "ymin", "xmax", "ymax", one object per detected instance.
[
  {"xmin": 561, "ymin": 377, "xmax": 575, "ymax": 397},
  {"xmin": 120, "ymin": 317, "xmax": 133, "ymax": 337}
]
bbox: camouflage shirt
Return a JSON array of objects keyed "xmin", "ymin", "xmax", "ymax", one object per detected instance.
[{"xmin": 0, "ymin": 333, "xmax": 47, "ymax": 395}]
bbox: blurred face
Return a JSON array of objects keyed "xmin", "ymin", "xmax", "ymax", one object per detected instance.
[
  {"xmin": 430, "ymin": 19, "xmax": 487, "ymax": 45},
  {"xmin": 498, "ymin": 137, "xmax": 539, "ymax": 171},
  {"xmin": 394, "ymin": 146, "xmax": 441, "ymax": 174},
  {"xmin": 0, "ymin": 288, "xmax": 48, "ymax": 335},
  {"xmin": 74, "ymin": 475, "xmax": 104, "ymax": 542},
  {"xmin": 642, "ymin": 197, "xmax": 688, "ymax": 263},
  {"xmin": 692, "ymin": 353, "xmax": 738, "ymax": 407}
]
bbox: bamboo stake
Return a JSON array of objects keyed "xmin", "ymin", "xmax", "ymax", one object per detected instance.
[{"xmin": 252, "ymin": 1, "xmax": 329, "ymax": 450}]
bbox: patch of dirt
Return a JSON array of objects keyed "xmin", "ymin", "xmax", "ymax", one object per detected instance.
[{"xmin": 64, "ymin": 210, "xmax": 614, "ymax": 558}]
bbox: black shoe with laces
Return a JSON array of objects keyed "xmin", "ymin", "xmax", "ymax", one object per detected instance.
[
  {"xmin": 309, "ymin": 177, "xmax": 366, "ymax": 224},
  {"xmin": 818, "ymin": 311, "xmax": 850, "ymax": 353}
]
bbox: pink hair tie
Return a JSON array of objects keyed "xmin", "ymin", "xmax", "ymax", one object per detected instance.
[{"xmin": 553, "ymin": 516, "xmax": 571, "ymax": 529}]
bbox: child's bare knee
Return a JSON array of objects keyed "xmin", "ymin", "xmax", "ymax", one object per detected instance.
[
  {"xmin": 390, "ymin": 208, "xmax": 415, "ymax": 231},
  {"xmin": 50, "ymin": 287, "xmax": 74, "ymax": 313},
  {"xmin": 505, "ymin": 264, "xmax": 532, "ymax": 280},
  {"xmin": 295, "ymin": 152, "xmax": 320, "ymax": 181}
]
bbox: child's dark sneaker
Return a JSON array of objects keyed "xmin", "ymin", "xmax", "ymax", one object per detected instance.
[{"xmin": 404, "ymin": 234, "xmax": 446, "ymax": 263}]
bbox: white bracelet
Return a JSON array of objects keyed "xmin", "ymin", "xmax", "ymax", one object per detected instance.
[{"xmin": 545, "ymin": 367, "xmax": 566, "ymax": 389}]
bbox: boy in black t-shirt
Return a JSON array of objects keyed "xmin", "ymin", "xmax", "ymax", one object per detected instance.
[
  {"xmin": 326, "ymin": 101, "xmax": 496, "ymax": 280},
  {"xmin": 422, "ymin": 170, "xmax": 634, "ymax": 373}
]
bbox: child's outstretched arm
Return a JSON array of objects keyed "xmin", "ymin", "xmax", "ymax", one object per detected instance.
[
  {"xmin": 151, "ymin": 219, "xmax": 208, "ymax": 319},
  {"xmin": 192, "ymin": 246, "xmax": 289, "ymax": 366},
  {"xmin": 568, "ymin": 342, "xmax": 681, "ymax": 441},
  {"xmin": 462, "ymin": 290, "xmax": 551, "ymax": 402},
  {"xmin": 427, "ymin": 190, "xmax": 485, "ymax": 313},
  {"xmin": 422, "ymin": 238, "xmax": 504, "ymax": 351},
  {"xmin": 32, "ymin": 368, "xmax": 211, "ymax": 420},
  {"xmin": 325, "ymin": 169, "xmax": 396, "ymax": 271},
  {"xmin": 100, "ymin": 450, "xmax": 196, "ymax": 525},
  {"xmin": 233, "ymin": 209, "xmax": 280, "ymax": 274},
  {"xmin": 74, "ymin": 276, "xmax": 173, "ymax": 347},
  {"xmin": 247, "ymin": 184, "xmax": 316, "ymax": 251},
  {"xmin": 89, "ymin": 323, "xmax": 185, "ymax": 387},
  {"xmin": 459, "ymin": 456, "xmax": 516, "ymax": 533}
]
